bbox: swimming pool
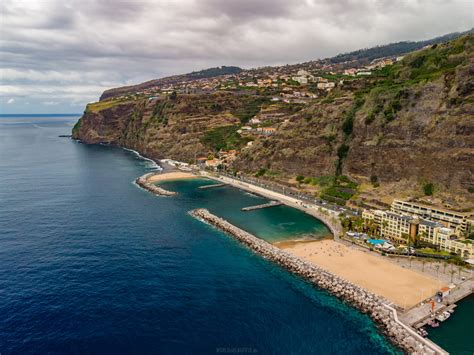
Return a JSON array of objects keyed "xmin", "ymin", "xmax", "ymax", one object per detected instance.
[{"xmin": 367, "ymin": 239, "xmax": 386, "ymax": 245}]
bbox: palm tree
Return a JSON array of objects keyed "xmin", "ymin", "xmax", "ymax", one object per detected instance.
[
  {"xmin": 458, "ymin": 265, "xmax": 464, "ymax": 280},
  {"xmin": 450, "ymin": 269, "xmax": 456, "ymax": 283}
]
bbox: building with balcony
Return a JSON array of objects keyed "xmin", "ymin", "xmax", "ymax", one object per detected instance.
[{"xmin": 391, "ymin": 199, "xmax": 473, "ymax": 235}]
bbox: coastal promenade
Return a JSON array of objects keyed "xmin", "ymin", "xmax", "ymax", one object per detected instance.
[{"xmin": 190, "ymin": 208, "xmax": 448, "ymax": 355}]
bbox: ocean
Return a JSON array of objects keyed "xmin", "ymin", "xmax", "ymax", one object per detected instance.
[{"xmin": 0, "ymin": 114, "xmax": 400, "ymax": 354}]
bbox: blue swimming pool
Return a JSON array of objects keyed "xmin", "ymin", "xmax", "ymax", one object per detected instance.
[{"xmin": 367, "ymin": 239, "xmax": 386, "ymax": 245}]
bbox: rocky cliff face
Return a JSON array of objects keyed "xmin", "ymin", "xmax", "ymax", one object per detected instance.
[
  {"xmin": 73, "ymin": 34, "xmax": 474, "ymax": 205},
  {"xmin": 73, "ymin": 92, "xmax": 254, "ymax": 162}
]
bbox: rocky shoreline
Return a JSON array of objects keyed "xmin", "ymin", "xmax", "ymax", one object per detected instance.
[
  {"xmin": 135, "ymin": 173, "xmax": 176, "ymax": 196},
  {"xmin": 189, "ymin": 208, "xmax": 446, "ymax": 355}
]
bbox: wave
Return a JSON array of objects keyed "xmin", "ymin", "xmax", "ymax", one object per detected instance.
[
  {"xmin": 122, "ymin": 147, "xmax": 162, "ymax": 171},
  {"xmin": 244, "ymin": 191, "xmax": 259, "ymax": 198}
]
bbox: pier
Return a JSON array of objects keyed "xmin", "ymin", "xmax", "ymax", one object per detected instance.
[
  {"xmin": 241, "ymin": 201, "xmax": 282, "ymax": 211},
  {"xmin": 189, "ymin": 208, "xmax": 447, "ymax": 355},
  {"xmin": 198, "ymin": 183, "xmax": 226, "ymax": 189},
  {"xmin": 412, "ymin": 304, "xmax": 457, "ymax": 330}
]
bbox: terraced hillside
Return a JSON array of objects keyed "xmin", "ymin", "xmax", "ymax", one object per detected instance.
[{"xmin": 73, "ymin": 34, "xmax": 474, "ymax": 207}]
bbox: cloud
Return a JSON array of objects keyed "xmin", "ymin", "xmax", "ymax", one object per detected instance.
[
  {"xmin": 0, "ymin": 0, "xmax": 472, "ymax": 113},
  {"xmin": 7, "ymin": 98, "xmax": 15, "ymax": 104}
]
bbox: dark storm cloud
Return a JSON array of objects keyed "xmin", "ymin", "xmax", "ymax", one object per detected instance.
[{"xmin": 0, "ymin": 0, "xmax": 472, "ymax": 113}]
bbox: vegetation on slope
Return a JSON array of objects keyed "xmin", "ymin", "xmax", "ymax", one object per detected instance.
[
  {"xmin": 335, "ymin": 96, "xmax": 365, "ymax": 175},
  {"xmin": 85, "ymin": 97, "xmax": 135, "ymax": 113},
  {"xmin": 330, "ymin": 28, "xmax": 472, "ymax": 64},
  {"xmin": 360, "ymin": 34, "xmax": 472, "ymax": 127},
  {"xmin": 231, "ymin": 97, "xmax": 269, "ymax": 123},
  {"xmin": 187, "ymin": 66, "xmax": 242, "ymax": 79},
  {"xmin": 200, "ymin": 125, "xmax": 250, "ymax": 151}
]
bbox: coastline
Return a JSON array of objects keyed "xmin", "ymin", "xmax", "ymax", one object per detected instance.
[
  {"xmin": 135, "ymin": 173, "xmax": 177, "ymax": 196},
  {"xmin": 146, "ymin": 171, "xmax": 196, "ymax": 183},
  {"xmin": 136, "ymin": 168, "xmax": 444, "ymax": 309},
  {"xmin": 189, "ymin": 208, "xmax": 446, "ymax": 354},
  {"xmin": 127, "ymin": 161, "xmax": 459, "ymax": 354}
]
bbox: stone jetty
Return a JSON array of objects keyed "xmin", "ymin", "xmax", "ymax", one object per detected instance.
[
  {"xmin": 135, "ymin": 173, "xmax": 176, "ymax": 196},
  {"xmin": 189, "ymin": 208, "xmax": 447, "ymax": 355},
  {"xmin": 198, "ymin": 183, "xmax": 226, "ymax": 189},
  {"xmin": 241, "ymin": 201, "xmax": 282, "ymax": 211}
]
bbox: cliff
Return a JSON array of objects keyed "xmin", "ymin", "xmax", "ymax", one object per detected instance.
[{"xmin": 73, "ymin": 34, "xmax": 474, "ymax": 206}]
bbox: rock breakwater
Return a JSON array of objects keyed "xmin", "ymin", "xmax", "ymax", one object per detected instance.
[
  {"xmin": 135, "ymin": 173, "xmax": 176, "ymax": 196},
  {"xmin": 189, "ymin": 208, "xmax": 446, "ymax": 355}
]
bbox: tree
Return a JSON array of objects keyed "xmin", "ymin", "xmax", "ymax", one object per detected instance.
[
  {"xmin": 169, "ymin": 91, "xmax": 177, "ymax": 100},
  {"xmin": 416, "ymin": 231, "xmax": 427, "ymax": 248},
  {"xmin": 370, "ymin": 175, "xmax": 379, "ymax": 187},
  {"xmin": 255, "ymin": 168, "xmax": 266, "ymax": 177},
  {"xmin": 296, "ymin": 175, "xmax": 305, "ymax": 183},
  {"xmin": 423, "ymin": 182, "xmax": 434, "ymax": 196}
]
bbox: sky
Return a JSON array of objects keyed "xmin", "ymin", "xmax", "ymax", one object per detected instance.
[{"xmin": 0, "ymin": 0, "xmax": 472, "ymax": 114}]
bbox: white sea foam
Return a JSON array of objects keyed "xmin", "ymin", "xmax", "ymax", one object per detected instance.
[{"xmin": 123, "ymin": 147, "xmax": 162, "ymax": 171}]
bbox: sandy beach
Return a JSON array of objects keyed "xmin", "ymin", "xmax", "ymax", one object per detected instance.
[
  {"xmin": 146, "ymin": 171, "xmax": 196, "ymax": 182},
  {"xmin": 278, "ymin": 239, "xmax": 442, "ymax": 309}
]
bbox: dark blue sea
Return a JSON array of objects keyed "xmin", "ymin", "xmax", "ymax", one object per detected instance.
[{"xmin": 0, "ymin": 115, "xmax": 398, "ymax": 354}]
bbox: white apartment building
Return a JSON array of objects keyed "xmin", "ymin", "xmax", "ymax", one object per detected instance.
[{"xmin": 391, "ymin": 199, "xmax": 473, "ymax": 235}]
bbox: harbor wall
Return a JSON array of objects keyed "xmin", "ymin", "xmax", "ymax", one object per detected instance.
[
  {"xmin": 189, "ymin": 208, "xmax": 447, "ymax": 355},
  {"xmin": 135, "ymin": 173, "xmax": 176, "ymax": 196}
]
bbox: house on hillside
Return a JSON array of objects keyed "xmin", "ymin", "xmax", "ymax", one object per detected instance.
[
  {"xmin": 256, "ymin": 127, "xmax": 276, "ymax": 135},
  {"xmin": 205, "ymin": 159, "xmax": 221, "ymax": 169},
  {"xmin": 249, "ymin": 118, "xmax": 261, "ymax": 125},
  {"xmin": 317, "ymin": 82, "xmax": 336, "ymax": 90}
]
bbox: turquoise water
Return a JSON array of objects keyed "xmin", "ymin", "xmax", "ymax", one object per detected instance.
[
  {"xmin": 428, "ymin": 294, "xmax": 474, "ymax": 354},
  {"xmin": 159, "ymin": 178, "xmax": 330, "ymax": 243},
  {"xmin": 0, "ymin": 115, "xmax": 399, "ymax": 353}
]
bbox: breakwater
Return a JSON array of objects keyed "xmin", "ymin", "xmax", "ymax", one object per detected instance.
[
  {"xmin": 135, "ymin": 173, "xmax": 176, "ymax": 196},
  {"xmin": 189, "ymin": 208, "xmax": 447, "ymax": 355},
  {"xmin": 241, "ymin": 201, "xmax": 282, "ymax": 211},
  {"xmin": 198, "ymin": 183, "xmax": 226, "ymax": 189}
]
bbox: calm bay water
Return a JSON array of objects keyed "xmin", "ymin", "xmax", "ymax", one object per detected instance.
[
  {"xmin": 428, "ymin": 294, "xmax": 474, "ymax": 354},
  {"xmin": 0, "ymin": 115, "xmax": 399, "ymax": 354}
]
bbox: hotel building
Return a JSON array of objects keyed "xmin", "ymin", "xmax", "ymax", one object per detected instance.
[
  {"xmin": 391, "ymin": 199, "xmax": 473, "ymax": 235},
  {"xmin": 362, "ymin": 209, "xmax": 474, "ymax": 258}
]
